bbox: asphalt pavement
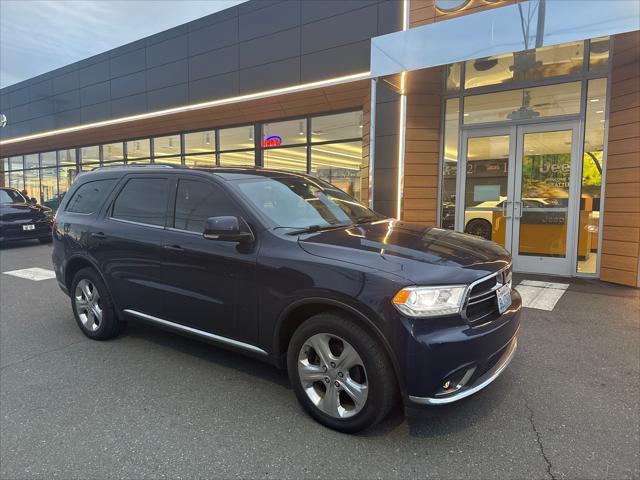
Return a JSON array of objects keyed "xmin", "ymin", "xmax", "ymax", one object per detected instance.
[{"xmin": 1, "ymin": 242, "xmax": 638, "ymax": 480}]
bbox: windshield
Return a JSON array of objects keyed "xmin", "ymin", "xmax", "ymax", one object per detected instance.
[
  {"xmin": 232, "ymin": 176, "xmax": 379, "ymax": 230},
  {"xmin": 0, "ymin": 189, "xmax": 27, "ymax": 205}
]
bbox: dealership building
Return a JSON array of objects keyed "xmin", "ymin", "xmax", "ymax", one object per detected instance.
[{"xmin": 0, "ymin": 0, "xmax": 638, "ymax": 287}]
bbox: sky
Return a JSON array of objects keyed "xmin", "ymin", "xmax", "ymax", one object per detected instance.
[{"xmin": 0, "ymin": 0, "xmax": 247, "ymax": 88}]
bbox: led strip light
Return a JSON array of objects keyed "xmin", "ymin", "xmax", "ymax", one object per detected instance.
[{"xmin": 0, "ymin": 71, "xmax": 371, "ymax": 146}]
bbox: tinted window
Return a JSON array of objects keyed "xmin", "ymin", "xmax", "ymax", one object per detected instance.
[
  {"xmin": 112, "ymin": 178, "xmax": 168, "ymax": 226},
  {"xmin": 66, "ymin": 179, "xmax": 117, "ymax": 214},
  {"xmin": 174, "ymin": 179, "xmax": 238, "ymax": 233}
]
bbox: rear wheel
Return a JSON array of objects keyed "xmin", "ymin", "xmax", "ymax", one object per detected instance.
[
  {"xmin": 287, "ymin": 312, "xmax": 397, "ymax": 433},
  {"xmin": 71, "ymin": 268, "xmax": 125, "ymax": 340}
]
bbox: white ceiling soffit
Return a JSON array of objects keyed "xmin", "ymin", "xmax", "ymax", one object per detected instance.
[{"xmin": 370, "ymin": 0, "xmax": 640, "ymax": 77}]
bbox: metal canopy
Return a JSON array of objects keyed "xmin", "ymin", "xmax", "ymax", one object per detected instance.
[{"xmin": 371, "ymin": 0, "xmax": 640, "ymax": 77}]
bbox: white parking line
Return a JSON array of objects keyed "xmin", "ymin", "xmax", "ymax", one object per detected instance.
[
  {"xmin": 3, "ymin": 268, "xmax": 56, "ymax": 281},
  {"xmin": 516, "ymin": 280, "xmax": 570, "ymax": 311}
]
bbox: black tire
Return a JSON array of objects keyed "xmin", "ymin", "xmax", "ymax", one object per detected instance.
[
  {"xmin": 70, "ymin": 267, "xmax": 125, "ymax": 340},
  {"xmin": 287, "ymin": 311, "xmax": 397, "ymax": 433},
  {"xmin": 38, "ymin": 236, "xmax": 52, "ymax": 244},
  {"xmin": 465, "ymin": 218, "xmax": 492, "ymax": 240}
]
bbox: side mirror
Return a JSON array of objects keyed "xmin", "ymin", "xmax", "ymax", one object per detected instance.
[{"xmin": 203, "ymin": 216, "xmax": 255, "ymax": 243}]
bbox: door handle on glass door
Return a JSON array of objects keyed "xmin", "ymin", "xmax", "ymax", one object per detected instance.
[
  {"xmin": 502, "ymin": 201, "xmax": 512, "ymax": 218},
  {"xmin": 514, "ymin": 201, "xmax": 523, "ymax": 218}
]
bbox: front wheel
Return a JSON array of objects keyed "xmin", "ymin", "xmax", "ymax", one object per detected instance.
[{"xmin": 287, "ymin": 312, "xmax": 397, "ymax": 433}]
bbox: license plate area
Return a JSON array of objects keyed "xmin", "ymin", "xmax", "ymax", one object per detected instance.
[
  {"xmin": 497, "ymin": 284, "xmax": 512, "ymax": 314},
  {"xmin": 22, "ymin": 224, "xmax": 35, "ymax": 231}
]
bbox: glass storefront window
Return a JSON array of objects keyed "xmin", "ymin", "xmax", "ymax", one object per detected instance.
[
  {"xmin": 263, "ymin": 146, "xmax": 307, "ymax": 172},
  {"xmin": 185, "ymin": 131, "xmax": 215, "ymax": 154},
  {"xmin": 126, "ymin": 139, "xmax": 151, "ymax": 160},
  {"xmin": 185, "ymin": 154, "xmax": 216, "ymax": 168},
  {"xmin": 58, "ymin": 165, "xmax": 78, "ymax": 201},
  {"xmin": 464, "ymin": 41, "xmax": 584, "ymax": 89},
  {"xmin": 153, "ymin": 135, "xmax": 181, "ymax": 157},
  {"xmin": 589, "ymin": 37, "xmax": 610, "ymax": 72},
  {"xmin": 24, "ymin": 154, "xmax": 39, "ymax": 170},
  {"xmin": 311, "ymin": 112, "xmax": 362, "ymax": 143},
  {"xmin": 0, "ymin": 158, "xmax": 8, "ymax": 187},
  {"xmin": 10, "ymin": 156, "xmax": 24, "ymax": 172},
  {"xmin": 440, "ymin": 98, "xmax": 460, "ymax": 229},
  {"xmin": 577, "ymin": 78, "xmax": 607, "ymax": 274},
  {"xmin": 9, "ymin": 171, "xmax": 24, "ymax": 191},
  {"xmin": 127, "ymin": 158, "xmax": 151, "ymax": 166},
  {"xmin": 23, "ymin": 169, "xmax": 40, "ymax": 201},
  {"xmin": 155, "ymin": 156, "xmax": 182, "ymax": 165},
  {"xmin": 41, "ymin": 152, "xmax": 56, "ymax": 168},
  {"xmin": 445, "ymin": 63, "xmax": 462, "ymax": 92},
  {"xmin": 463, "ymin": 135, "xmax": 511, "ymax": 247},
  {"xmin": 59, "ymin": 149, "xmax": 76, "ymax": 166},
  {"xmin": 463, "ymin": 82, "xmax": 582, "ymax": 125},
  {"xmin": 311, "ymin": 141, "xmax": 363, "ymax": 200},
  {"xmin": 219, "ymin": 151, "xmax": 255, "ymax": 167},
  {"xmin": 103, "ymin": 142, "xmax": 124, "ymax": 161},
  {"xmin": 81, "ymin": 146, "xmax": 100, "ymax": 165},
  {"xmin": 263, "ymin": 119, "xmax": 306, "ymax": 147},
  {"xmin": 220, "ymin": 125, "xmax": 255, "ymax": 151},
  {"xmin": 40, "ymin": 167, "xmax": 59, "ymax": 208},
  {"xmin": 80, "ymin": 163, "xmax": 101, "ymax": 172}
]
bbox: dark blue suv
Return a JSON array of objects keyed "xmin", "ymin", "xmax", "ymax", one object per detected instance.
[{"xmin": 52, "ymin": 166, "xmax": 520, "ymax": 433}]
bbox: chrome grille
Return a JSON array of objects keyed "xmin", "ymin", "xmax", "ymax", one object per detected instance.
[{"xmin": 463, "ymin": 265, "xmax": 512, "ymax": 324}]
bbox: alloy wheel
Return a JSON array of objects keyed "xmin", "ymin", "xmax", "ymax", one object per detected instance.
[
  {"xmin": 74, "ymin": 279, "xmax": 103, "ymax": 332},
  {"xmin": 297, "ymin": 333, "xmax": 368, "ymax": 419}
]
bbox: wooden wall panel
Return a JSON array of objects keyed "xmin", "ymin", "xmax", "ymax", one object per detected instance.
[
  {"xmin": 601, "ymin": 31, "xmax": 640, "ymax": 288},
  {"xmin": 400, "ymin": 68, "xmax": 443, "ymax": 224}
]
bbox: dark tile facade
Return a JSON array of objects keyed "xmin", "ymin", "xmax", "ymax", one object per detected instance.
[{"xmin": 0, "ymin": 0, "xmax": 401, "ymax": 140}]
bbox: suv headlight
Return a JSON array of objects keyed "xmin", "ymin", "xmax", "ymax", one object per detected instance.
[{"xmin": 392, "ymin": 285, "xmax": 467, "ymax": 317}]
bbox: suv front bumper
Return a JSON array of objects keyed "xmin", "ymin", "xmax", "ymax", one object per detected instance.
[{"xmin": 408, "ymin": 336, "xmax": 517, "ymax": 405}]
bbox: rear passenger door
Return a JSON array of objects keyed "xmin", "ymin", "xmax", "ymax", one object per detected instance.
[
  {"xmin": 95, "ymin": 175, "xmax": 170, "ymax": 317},
  {"xmin": 161, "ymin": 176, "xmax": 259, "ymax": 344}
]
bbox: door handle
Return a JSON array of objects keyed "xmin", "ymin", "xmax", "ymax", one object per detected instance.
[
  {"xmin": 502, "ymin": 201, "xmax": 512, "ymax": 218},
  {"xmin": 163, "ymin": 244, "xmax": 184, "ymax": 252},
  {"xmin": 514, "ymin": 201, "xmax": 523, "ymax": 219}
]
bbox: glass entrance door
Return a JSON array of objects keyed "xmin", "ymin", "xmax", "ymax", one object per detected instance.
[
  {"xmin": 511, "ymin": 123, "xmax": 580, "ymax": 275},
  {"xmin": 458, "ymin": 121, "xmax": 580, "ymax": 275}
]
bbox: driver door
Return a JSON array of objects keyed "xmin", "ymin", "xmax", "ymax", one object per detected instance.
[{"xmin": 160, "ymin": 175, "xmax": 259, "ymax": 345}]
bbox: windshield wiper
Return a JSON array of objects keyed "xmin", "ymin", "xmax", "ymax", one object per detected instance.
[
  {"xmin": 353, "ymin": 216, "xmax": 379, "ymax": 225},
  {"xmin": 285, "ymin": 223, "xmax": 351, "ymax": 235}
]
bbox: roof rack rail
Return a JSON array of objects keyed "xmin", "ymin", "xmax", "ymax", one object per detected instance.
[{"xmin": 91, "ymin": 163, "xmax": 186, "ymax": 171}]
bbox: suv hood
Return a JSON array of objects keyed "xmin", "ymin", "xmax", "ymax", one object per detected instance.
[{"xmin": 297, "ymin": 219, "xmax": 510, "ymax": 285}]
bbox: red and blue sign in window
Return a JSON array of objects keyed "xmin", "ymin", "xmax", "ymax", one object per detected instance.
[{"xmin": 261, "ymin": 135, "xmax": 282, "ymax": 148}]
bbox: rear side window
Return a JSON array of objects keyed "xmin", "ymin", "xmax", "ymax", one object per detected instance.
[
  {"xmin": 66, "ymin": 179, "xmax": 117, "ymax": 214},
  {"xmin": 174, "ymin": 179, "xmax": 239, "ymax": 233},
  {"xmin": 112, "ymin": 178, "xmax": 168, "ymax": 226}
]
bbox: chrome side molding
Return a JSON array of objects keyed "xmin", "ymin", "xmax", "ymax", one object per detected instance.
[{"xmin": 123, "ymin": 309, "xmax": 268, "ymax": 356}]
